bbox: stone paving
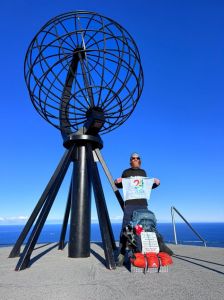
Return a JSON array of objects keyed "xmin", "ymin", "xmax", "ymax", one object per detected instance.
[{"xmin": 0, "ymin": 243, "xmax": 223, "ymax": 300}]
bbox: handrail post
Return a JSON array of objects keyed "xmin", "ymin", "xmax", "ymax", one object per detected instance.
[{"xmin": 171, "ymin": 207, "xmax": 178, "ymax": 245}]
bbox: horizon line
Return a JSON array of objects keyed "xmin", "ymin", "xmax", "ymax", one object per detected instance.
[{"xmin": 0, "ymin": 220, "xmax": 224, "ymax": 226}]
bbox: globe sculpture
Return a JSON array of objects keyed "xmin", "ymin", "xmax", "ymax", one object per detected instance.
[{"xmin": 9, "ymin": 11, "xmax": 144, "ymax": 271}]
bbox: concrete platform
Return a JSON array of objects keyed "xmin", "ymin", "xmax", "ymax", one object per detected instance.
[{"xmin": 0, "ymin": 243, "xmax": 223, "ymax": 300}]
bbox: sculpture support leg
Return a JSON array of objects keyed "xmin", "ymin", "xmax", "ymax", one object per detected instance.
[
  {"xmin": 94, "ymin": 148, "xmax": 124, "ymax": 211},
  {"xmin": 9, "ymin": 147, "xmax": 74, "ymax": 258},
  {"xmin": 69, "ymin": 145, "xmax": 91, "ymax": 258},
  {"xmin": 15, "ymin": 146, "xmax": 74, "ymax": 271},
  {"xmin": 58, "ymin": 179, "xmax": 72, "ymax": 250},
  {"xmin": 87, "ymin": 146, "xmax": 116, "ymax": 269},
  {"xmin": 91, "ymin": 152, "xmax": 117, "ymax": 250}
]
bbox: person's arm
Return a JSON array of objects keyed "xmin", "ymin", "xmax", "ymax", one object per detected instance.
[
  {"xmin": 114, "ymin": 177, "xmax": 123, "ymax": 188},
  {"xmin": 114, "ymin": 170, "xmax": 128, "ymax": 188},
  {"xmin": 152, "ymin": 178, "xmax": 160, "ymax": 189}
]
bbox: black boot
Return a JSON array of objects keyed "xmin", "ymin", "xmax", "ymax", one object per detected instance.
[
  {"xmin": 116, "ymin": 239, "xmax": 127, "ymax": 267},
  {"xmin": 116, "ymin": 253, "xmax": 125, "ymax": 267}
]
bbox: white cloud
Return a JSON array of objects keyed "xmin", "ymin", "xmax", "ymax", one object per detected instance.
[
  {"xmin": 111, "ymin": 215, "xmax": 122, "ymax": 220},
  {"xmin": 110, "ymin": 216, "xmax": 122, "ymax": 223},
  {"xmin": 17, "ymin": 216, "xmax": 29, "ymax": 220},
  {"xmin": 0, "ymin": 216, "xmax": 29, "ymax": 224},
  {"xmin": 4, "ymin": 216, "xmax": 28, "ymax": 221},
  {"xmin": 0, "ymin": 215, "xmax": 122, "ymax": 225},
  {"xmin": 91, "ymin": 215, "xmax": 122, "ymax": 223}
]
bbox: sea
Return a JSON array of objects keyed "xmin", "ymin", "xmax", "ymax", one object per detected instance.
[{"xmin": 0, "ymin": 223, "xmax": 224, "ymax": 248}]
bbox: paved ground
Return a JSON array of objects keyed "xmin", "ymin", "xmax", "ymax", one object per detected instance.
[{"xmin": 0, "ymin": 243, "xmax": 223, "ymax": 300}]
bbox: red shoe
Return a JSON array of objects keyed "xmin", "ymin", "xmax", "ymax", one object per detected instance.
[
  {"xmin": 130, "ymin": 253, "xmax": 146, "ymax": 268},
  {"xmin": 157, "ymin": 252, "xmax": 173, "ymax": 266},
  {"xmin": 145, "ymin": 252, "xmax": 160, "ymax": 268}
]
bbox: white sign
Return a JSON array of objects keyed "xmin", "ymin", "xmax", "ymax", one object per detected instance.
[
  {"xmin": 122, "ymin": 177, "xmax": 154, "ymax": 201},
  {"xmin": 141, "ymin": 232, "xmax": 159, "ymax": 253}
]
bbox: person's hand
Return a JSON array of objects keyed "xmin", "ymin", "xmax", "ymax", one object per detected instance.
[
  {"xmin": 154, "ymin": 178, "xmax": 160, "ymax": 186},
  {"xmin": 115, "ymin": 177, "xmax": 122, "ymax": 184}
]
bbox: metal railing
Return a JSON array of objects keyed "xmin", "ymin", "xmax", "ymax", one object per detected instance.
[{"xmin": 171, "ymin": 206, "xmax": 207, "ymax": 247}]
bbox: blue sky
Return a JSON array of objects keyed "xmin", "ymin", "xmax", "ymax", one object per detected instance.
[{"xmin": 0, "ymin": 0, "xmax": 223, "ymax": 224}]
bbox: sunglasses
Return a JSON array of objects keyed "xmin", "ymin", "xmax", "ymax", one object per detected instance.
[{"xmin": 131, "ymin": 157, "xmax": 140, "ymax": 160}]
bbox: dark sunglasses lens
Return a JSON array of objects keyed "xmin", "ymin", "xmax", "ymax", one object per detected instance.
[{"xmin": 131, "ymin": 157, "xmax": 140, "ymax": 160}]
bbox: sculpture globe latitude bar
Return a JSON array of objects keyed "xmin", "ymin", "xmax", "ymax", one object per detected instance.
[{"xmin": 9, "ymin": 11, "xmax": 144, "ymax": 271}]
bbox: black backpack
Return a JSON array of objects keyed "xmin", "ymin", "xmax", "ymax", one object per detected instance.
[{"xmin": 131, "ymin": 209, "xmax": 157, "ymax": 232}]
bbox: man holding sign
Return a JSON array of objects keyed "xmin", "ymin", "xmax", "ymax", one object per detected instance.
[{"xmin": 115, "ymin": 152, "xmax": 173, "ymax": 266}]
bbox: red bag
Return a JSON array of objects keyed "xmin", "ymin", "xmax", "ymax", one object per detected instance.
[
  {"xmin": 130, "ymin": 253, "xmax": 146, "ymax": 268},
  {"xmin": 145, "ymin": 252, "xmax": 160, "ymax": 268},
  {"xmin": 157, "ymin": 252, "xmax": 173, "ymax": 266}
]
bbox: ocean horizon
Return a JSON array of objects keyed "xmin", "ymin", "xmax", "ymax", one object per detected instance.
[{"xmin": 0, "ymin": 222, "xmax": 224, "ymax": 248}]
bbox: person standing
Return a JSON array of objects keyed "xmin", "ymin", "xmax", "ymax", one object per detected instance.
[{"xmin": 115, "ymin": 152, "xmax": 173, "ymax": 266}]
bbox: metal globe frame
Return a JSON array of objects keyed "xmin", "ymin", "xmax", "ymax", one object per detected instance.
[
  {"xmin": 25, "ymin": 10, "xmax": 143, "ymax": 137},
  {"xmin": 9, "ymin": 11, "xmax": 144, "ymax": 271}
]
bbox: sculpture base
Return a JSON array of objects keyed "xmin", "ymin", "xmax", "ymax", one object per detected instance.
[{"xmin": 9, "ymin": 134, "xmax": 124, "ymax": 271}]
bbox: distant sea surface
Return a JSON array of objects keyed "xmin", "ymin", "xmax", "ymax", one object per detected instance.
[{"xmin": 0, "ymin": 223, "xmax": 224, "ymax": 248}]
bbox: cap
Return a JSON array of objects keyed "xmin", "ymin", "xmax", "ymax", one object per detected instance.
[{"xmin": 130, "ymin": 152, "xmax": 140, "ymax": 159}]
